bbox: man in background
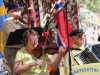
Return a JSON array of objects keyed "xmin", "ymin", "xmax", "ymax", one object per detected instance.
[
  {"xmin": 64, "ymin": 29, "xmax": 86, "ymax": 66},
  {"xmin": 2, "ymin": 3, "xmax": 28, "ymax": 75}
]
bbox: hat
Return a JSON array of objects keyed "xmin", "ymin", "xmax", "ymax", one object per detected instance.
[
  {"xmin": 69, "ymin": 29, "xmax": 84, "ymax": 37},
  {"xmin": 8, "ymin": 3, "xmax": 22, "ymax": 11}
]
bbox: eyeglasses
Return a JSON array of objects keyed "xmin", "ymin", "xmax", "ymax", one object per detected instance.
[{"xmin": 29, "ymin": 38, "xmax": 38, "ymax": 42}]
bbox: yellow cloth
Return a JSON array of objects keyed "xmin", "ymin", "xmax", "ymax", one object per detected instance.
[
  {"xmin": 64, "ymin": 44, "xmax": 85, "ymax": 66},
  {"xmin": 0, "ymin": 31, "xmax": 4, "ymax": 56},
  {"xmin": 59, "ymin": 63, "xmax": 100, "ymax": 75},
  {"xmin": 15, "ymin": 47, "xmax": 51, "ymax": 75}
]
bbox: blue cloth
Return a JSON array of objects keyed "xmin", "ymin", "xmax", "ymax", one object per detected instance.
[
  {"xmin": 0, "ymin": 0, "xmax": 8, "ymax": 30},
  {"xmin": 8, "ymin": 3, "xmax": 22, "ymax": 11},
  {"xmin": 0, "ymin": 52, "xmax": 3, "ymax": 58}
]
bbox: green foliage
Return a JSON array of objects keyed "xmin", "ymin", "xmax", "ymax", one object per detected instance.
[{"xmin": 81, "ymin": 0, "xmax": 100, "ymax": 14}]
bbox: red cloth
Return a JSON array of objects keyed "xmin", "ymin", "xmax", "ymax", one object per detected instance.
[
  {"xmin": 42, "ymin": 32, "xmax": 49, "ymax": 37},
  {"xmin": 54, "ymin": 0, "xmax": 73, "ymax": 57},
  {"xmin": 27, "ymin": 0, "xmax": 39, "ymax": 27}
]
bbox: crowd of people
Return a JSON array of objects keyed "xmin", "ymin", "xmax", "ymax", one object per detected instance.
[
  {"xmin": 1, "ymin": 3, "xmax": 66, "ymax": 75},
  {"xmin": 85, "ymin": 24, "xmax": 100, "ymax": 45},
  {"xmin": 1, "ymin": 3, "xmax": 100, "ymax": 75}
]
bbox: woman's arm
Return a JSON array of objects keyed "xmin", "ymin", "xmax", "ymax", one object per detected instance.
[
  {"xmin": 14, "ymin": 60, "xmax": 43, "ymax": 74},
  {"xmin": 47, "ymin": 46, "xmax": 66, "ymax": 70},
  {"xmin": 14, "ymin": 61, "xmax": 35, "ymax": 74}
]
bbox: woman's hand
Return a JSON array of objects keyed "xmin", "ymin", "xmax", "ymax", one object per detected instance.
[
  {"xmin": 34, "ymin": 59, "xmax": 43, "ymax": 68},
  {"xmin": 59, "ymin": 46, "xmax": 66, "ymax": 55},
  {"xmin": 48, "ymin": 46, "xmax": 66, "ymax": 70}
]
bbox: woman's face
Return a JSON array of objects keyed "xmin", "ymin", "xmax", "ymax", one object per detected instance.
[{"xmin": 27, "ymin": 34, "xmax": 38, "ymax": 49}]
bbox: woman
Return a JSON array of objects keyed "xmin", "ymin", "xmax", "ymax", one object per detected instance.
[{"xmin": 14, "ymin": 29, "xmax": 66, "ymax": 75}]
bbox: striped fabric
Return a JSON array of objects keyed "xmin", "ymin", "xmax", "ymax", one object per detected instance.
[
  {"xmin": 28, "ymin": 0, "xmax": 39, "ymax": 27},
  {"xmin": 0, "ymin": 0, "xmax": 8, "ymax": 30},
  {"xmin": 54, "ymin": 0, "xmax": 73, "ymax": 56},
  {"xmin": 33, "ymin": 0, "xmax": 40, "ymax": 22},
  {"xmin": 0, "ymin": 0, "xmax": 7, "ymax": 55}
]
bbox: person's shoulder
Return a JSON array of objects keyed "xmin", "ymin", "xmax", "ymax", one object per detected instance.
[
  {"xmin": 4, "ymin": 17, "xmax": 13, "ymax": 21},
  {"xmin": 17, "ymin": 47, "xmax": 25, "ymax": 53},
  {"xmin": 3, "ymin": 17, "xmax": 13, "ymax": 24}
]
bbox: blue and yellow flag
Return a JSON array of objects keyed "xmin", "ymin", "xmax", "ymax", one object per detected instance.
[{"xmin": 0, "ymin": 0, "xmax": 7, "ymax": 55}]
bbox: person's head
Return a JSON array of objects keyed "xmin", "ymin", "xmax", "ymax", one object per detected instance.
[
  {"xmin": 69, "ymin": 29, "xmax": 84, "ymax": 47},
  {"xmin": 7, "ymin": 3, "xmax": 23, "ymax": 19},
  {"xmin": 94, "ymin": 25, "xmax": 97, "ymax": 30},
  {"xmin": 23, "ymin": 29, "xmax": 39, "ymax": 50}
]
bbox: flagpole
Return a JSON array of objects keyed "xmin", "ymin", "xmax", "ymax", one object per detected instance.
[
  {"xmin": 41, "ymin": 1, "xmax": 72, "ymax": 74},
  {"xmin": 45, "ymin": 0, "xmax": 73, "ymax": 75},
  {"xmin": 63, "ymin": 0, "xmax": 73, "ymax": 75}
]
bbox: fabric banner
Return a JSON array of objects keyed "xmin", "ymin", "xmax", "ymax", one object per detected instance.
[
  {"xmin": 27, "ymin": 0, "xmax": 39, "ymax": 27},
  {"xmin": 0, "ymin": 0, "xmax": 7, "ymax": 55},
  {"xmin": 0, "ymin": 0, "xmax": 8, "ymax": 30},
  {"xmin": 0, "ymin": 31, "xmax": 4, "ymax": 55},
  {"xmin": 59, "ymin": 63, "xmax": 100, "ymax": 75},
  {"xmin": 54, "ymin": 0, "xmax": 73, "ymax": 47},
  {"xmin": 54, "ymin": 0, "xmax": 73, "ymax": 57}
]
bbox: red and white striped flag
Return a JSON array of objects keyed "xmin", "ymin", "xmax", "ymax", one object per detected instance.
[
  {"xmin": 27, "ymin": 0, "xmax": 39, "ymax": 27},
  {"xmin": 54, "ymin": 0, "xmax": 73, "ymax": 56}
]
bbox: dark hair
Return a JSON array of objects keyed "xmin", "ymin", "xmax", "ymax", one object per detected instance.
[{"xmin": 22, "ymin": 29, "xmax": 39, "ymax": 46}]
